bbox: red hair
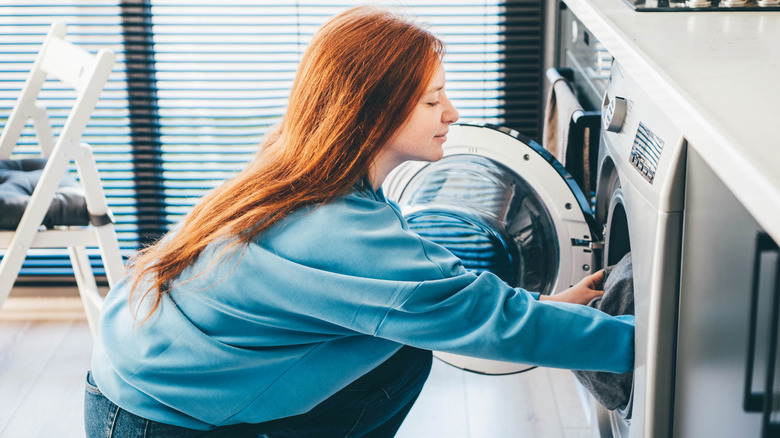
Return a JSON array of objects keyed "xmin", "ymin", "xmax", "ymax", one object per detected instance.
[{"xmin": 128, "ymin": 5, "xmax": 445, "ymax": 320}]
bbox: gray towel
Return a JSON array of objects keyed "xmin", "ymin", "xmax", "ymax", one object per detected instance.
[
  {"xmin": 543, "ymin": 77, "xmax": 582, "ymax": 165},
  {"xmin": 571, "ymin": 253, "xmax": 634, "ymax": 415}
]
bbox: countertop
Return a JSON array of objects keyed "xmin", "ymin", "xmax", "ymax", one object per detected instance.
[{"xmin": 561, "ymin": 0, "xmax": 780, "ymax": 241}]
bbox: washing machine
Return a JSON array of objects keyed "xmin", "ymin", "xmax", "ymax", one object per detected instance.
[
  {"xmin": 384, "ymin": 60, "xmax": 687, "ymax": 438},
  {"xmin": 589, "ymin": 60, "xmax": 687, "ymax": 438}
]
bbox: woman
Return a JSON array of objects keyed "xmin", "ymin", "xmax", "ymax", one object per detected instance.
[{"xmin": 85, "ymin": 5, "xmax": 634, "ymax": 438}]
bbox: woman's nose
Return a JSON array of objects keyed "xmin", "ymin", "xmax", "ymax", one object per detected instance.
[{"xmin": 443, "ymin": 98, "xmax": 459, "ymax": 124}]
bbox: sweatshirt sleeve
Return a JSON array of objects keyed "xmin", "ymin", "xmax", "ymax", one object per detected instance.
[
  {"xmin": 376, "ymin": 271, "xmax": 634, "ymax": 373},
  {"xmin": 248, "ymin": 190, "xmax": 634, "ymax": 373}
]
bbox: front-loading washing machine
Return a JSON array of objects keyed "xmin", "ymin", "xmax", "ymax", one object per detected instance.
[
  {"xmin": 384, "ymin": 60, "xmax": 687, "ymax": 438},
  {"xmin": 590, "ymin": 60, "xmax": 686, "ymax": 438}
]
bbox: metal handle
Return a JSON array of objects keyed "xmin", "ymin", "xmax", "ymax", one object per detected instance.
[
  {"xmin": 743, "ymin": 232, "xmax": 780, "ymax": 437},
  {"xmin": 545, "ymin": 68, "xmax": 588, "ymax": 122}
]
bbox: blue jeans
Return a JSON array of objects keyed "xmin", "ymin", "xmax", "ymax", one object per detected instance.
[{"xmin": 84, "ymin": 345, "xmax": 432, "ymax": 438}]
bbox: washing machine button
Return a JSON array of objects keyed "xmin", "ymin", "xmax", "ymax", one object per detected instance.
[{"xmin": 603, "ymin": 95, "xmax": 628, "ymax": 133}]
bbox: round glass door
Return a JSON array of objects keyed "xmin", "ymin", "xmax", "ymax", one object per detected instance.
[{"xmin": 398, "ymin": 154, "xmax": 560, "ymax": 295}]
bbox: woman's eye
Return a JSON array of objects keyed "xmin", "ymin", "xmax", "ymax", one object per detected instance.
[{"xmin": 427, "ymin": 101, "xmax": 440, "ymax": 107}]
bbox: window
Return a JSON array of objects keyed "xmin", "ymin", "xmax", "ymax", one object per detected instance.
[{"xmin": 0, "ymin": 0, "xmax": 543, "ymax": 284}]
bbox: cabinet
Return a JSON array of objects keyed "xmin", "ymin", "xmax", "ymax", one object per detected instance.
[{"xmin": 673, "ymin": 149, "xmax": 780, "ymax": 437}]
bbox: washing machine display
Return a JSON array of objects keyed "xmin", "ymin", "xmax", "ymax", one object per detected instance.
[
  {"xmin": 384, "ymin": 122, "xmax": 601, "ymax": 375},
  {"xmin": 629, "ymin": 122, "xmax": 664, "ymax": 184}
]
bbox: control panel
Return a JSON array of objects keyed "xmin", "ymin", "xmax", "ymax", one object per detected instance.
[
  {"xmin": 629, "ymin": 122, "xmax": 665, "ymax": 184},
  {"xmin": 599, "ymin": 61, "xmax": 686, "ymax": 212}
]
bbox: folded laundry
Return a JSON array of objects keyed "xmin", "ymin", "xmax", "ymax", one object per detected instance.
[{"xmin": 572, "ymin": 252, "xmax": 634, "ymax": 415}]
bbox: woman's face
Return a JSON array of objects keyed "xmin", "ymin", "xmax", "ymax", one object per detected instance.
[{"xmin": 371, "ymin": 65, "xmax": 459, "ymax": 188}]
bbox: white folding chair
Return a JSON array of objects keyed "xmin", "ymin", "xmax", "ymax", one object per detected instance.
[{"xmin": 0, "ymin": 22, "xmax": 123, "ymax": 338}]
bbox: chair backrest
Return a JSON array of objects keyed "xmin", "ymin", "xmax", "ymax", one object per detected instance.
[{"xmin": 0, "ymin": 22, "xmax": 116, "ymax": 159}]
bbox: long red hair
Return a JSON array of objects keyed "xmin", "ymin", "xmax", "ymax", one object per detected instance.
[{"xmin": 128, "ymin": 6, "xmax": 445, "ymax": 319}]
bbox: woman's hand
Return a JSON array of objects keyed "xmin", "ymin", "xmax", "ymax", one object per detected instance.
[{"xmin": 539, "ymin": 269, "xmax": 605, "ymax": 305}]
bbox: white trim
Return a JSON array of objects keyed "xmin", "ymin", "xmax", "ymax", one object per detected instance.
[{"xmin": 0, "ymin": 297, "xmax": 86, "ymax": 321}]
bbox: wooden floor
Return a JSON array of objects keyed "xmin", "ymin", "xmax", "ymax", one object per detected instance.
[{"xmin": 0, "ymin": 300, "xmax": 594, "ymax": 438}]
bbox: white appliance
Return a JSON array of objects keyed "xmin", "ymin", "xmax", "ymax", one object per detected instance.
[
  {"xmin": 385, "ymin": 60, "xmax": 687, "ymax": 438},
  {"xmin": 553, "ymin": 7, "xmax": 687, "ymax": 435},
  {"xmin": 590, "ymin": 60, "xmax": 686, "ymax": 438}
]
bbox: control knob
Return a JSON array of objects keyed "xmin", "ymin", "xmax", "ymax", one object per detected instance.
[{"xmin": 602, "ymin": 94, "xmax": 627, "ymax": 133}]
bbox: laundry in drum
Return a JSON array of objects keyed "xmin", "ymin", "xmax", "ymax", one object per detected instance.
[
  {"xmin": 571, "ymin": 252, "xmax": 634, "ymax": 418},
  {"xmin": 397, "ymin": 154, "xmax": 559, "ymax": 295}
]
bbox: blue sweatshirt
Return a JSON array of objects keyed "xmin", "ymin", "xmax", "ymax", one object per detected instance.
[{"xmin": 91, "ymin": 182, "xmax": 634, "ymax": 430}]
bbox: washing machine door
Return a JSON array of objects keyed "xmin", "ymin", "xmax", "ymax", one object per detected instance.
[{"xmin": 384, "ymin": 122, "xmax": 600, "ymax": 375}]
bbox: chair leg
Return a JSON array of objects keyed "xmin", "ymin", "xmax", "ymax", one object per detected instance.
[
  {"xmin": 74, "ymin": 143, "xmax": 126, "ymax": 288},
  {"xmin": 68, "ymin": 246, "xmax": 102, "ymax": 338}
]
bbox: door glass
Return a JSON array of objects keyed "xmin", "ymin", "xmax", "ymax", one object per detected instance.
[{"xmin": 395, "ymin": 154, "xmax": 560, "ymax": 294}]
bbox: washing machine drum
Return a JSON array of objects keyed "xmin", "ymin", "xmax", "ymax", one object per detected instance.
[{"xmin": 384, "ymin": 123, "xmax": 599, "ymax": 374}]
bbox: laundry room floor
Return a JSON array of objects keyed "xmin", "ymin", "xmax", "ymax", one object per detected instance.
[
  {"xmin": 0, "ymin": 298, "xmax": 592, "ymax": 438},
  {"xmin": 397, "ymin": 358, "xmax": 594, "ymax": 438}
]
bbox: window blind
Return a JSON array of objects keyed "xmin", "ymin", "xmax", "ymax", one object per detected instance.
[
  {"xmin": 148, "ymin": 0, "xmax": 507, "ymax": 232},
  {"xmin": 0, "ymin": 2, "xmax": 131, "ymax": 283},
  {"xmin": 0, "ymin": 0, "xmax": 544, "ymax": 285}
]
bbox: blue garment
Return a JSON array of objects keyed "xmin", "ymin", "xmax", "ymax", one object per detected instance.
[
  {"xmin": 91, "ymin": 183, "xmax": 634, "ymax": 430},
  {"xmin": 85, "ymin": 346, "xmax": 432, "ymax": 437}
]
